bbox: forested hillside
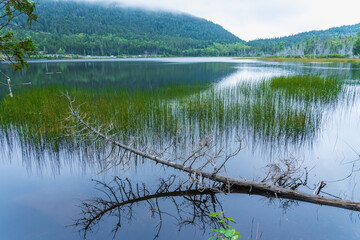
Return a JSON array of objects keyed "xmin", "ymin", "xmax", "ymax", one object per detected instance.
[
  {"xmin": 11, "ymin": 0, "xmax": 360, "ymax": 58},
  {"xmin": 247, "ymin": 23, "xmax": 360, "ymax": 57},
  {"xmin": 14, "ymin": 0, "xmax": 246, "ymax": 56}
]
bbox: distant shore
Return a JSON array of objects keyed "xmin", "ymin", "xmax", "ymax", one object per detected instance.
[
  {"xmin": 255, "ymin": 57, "xmax": 360, "ymax": 63},
  {"xmin": 26, "ymin": 54, "xmax": 360, "ymax": 63},
  {"xmin": 27, "ymin": 54, "xmax": 166, "ymax": 60}
]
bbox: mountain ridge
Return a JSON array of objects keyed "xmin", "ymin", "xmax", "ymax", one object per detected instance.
[
  {"xmin": 13, "ymin": 0, "xmax": 246, "ymax": 56},
  {"xmin": 12, "ymin": 0, "xmax": 360, "ymax": 57},
  {"xmin": 247, "ymin": 22, "xmax": 360, "ymax": 55},
  {"xmin": 32, "ymin": 1, "xmax": 242, "ymax": 43},
  {"xmin": 249, "ymin": 22, "xmax": 360, "ymax": 42}
]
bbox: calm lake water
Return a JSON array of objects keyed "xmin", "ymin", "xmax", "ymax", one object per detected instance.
[{"xmin": 1, "ymin": 57, "xmax": 360, "ymax": 240}]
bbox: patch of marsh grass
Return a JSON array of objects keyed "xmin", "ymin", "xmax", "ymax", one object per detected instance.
[
  {"xmin": 269, "ymin": 75, "xmax": 343, "ymax": 103},
  {"xmin": 0, "ymin": 75, "xmax": 352, "ymax": 153}
]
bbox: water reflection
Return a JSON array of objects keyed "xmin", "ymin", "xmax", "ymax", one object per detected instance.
[
  {"xmin": 1, "ymin": 59, "xmax": 360, "ymax": 172},
  {"xmin": 74, "ymin": 171, "xmax": 360, "ymax": 239},
  {"xmin": 74, "ymin": 175, "xmax": 271, "ymax": 239},
  {"xmin": 0, "ymin": 60, "xmax": 240, "ymax": 97},
  {"xmin": 74, "ymin": 176, "xmax": 221, "ymax": 239},
  {"xmin": 2, "ymin": 59, "xmax": 360, "ymax": 239}
]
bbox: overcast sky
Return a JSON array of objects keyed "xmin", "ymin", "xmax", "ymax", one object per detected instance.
[{"xmin": 77, "ymin": 0, "xmax": 360, "ymax": 41}]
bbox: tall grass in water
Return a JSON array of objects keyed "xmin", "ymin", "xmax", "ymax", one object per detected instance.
[
  {"xmin": 0, "ymin": 75, "xmax": 351, "ymax": 153},
  {"xmin": 269, "ymin": 75, "xmax": 343, "ymax": 103},
  {"xmin": 0, "ymin": 84, "xmax": 209, "ymax": 150}
]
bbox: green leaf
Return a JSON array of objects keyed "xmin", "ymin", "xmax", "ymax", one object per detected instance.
[
  {"xmin": 224, "ymin": 228, "xmax": 236, "ymax": 238},
  {"xmin": 225, "ymin": 217, "xmax": 235, "ymax": 221},
  {"xmin": 209, "ymin": 212, "xmax": 219, "ymax": 217},
  {"xmin": 211, "ymin": 229, "xmax": 219, "ymax": 233},
  {"xmin": 231, "ymin": 235, "xmax": 239, "ymax": 240},
  {"xmin": 208, "ymin": 235, "xmax": 215, "ymax": 240}
]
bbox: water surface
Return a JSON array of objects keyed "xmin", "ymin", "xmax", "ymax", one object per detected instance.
[{"xmin": 1, "ymin": 58, "xmax": 360, "ymax": 240}]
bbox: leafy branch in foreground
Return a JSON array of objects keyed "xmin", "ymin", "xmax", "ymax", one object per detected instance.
[
  {"xmin": 0, "ymin": 0, "xmax": 37, "ymax": 97},
  {"xmin": 209, "ymin": 211, "xmax": 241, "ymax": 240}
]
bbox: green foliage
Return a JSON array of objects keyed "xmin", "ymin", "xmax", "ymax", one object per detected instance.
[
  {"xmin": 209, "ymin": 211, "xmax": 241, "ymax": 240},
  {"xmin": 0, "ymin": 0, "xmax": 37, "ymax": 70},
  {"xmin": 0, "ymin": 75, "xmax": 351, "ymax": 152},
  {"xmin": 56, "ymin": 48, "xmax": 66, "ymax": 55},
  {"xmin": 32, "ymin": 1, "xmax": 241, "ymax": 43},
  {"xmin": 248, "ymin": 23, "xmax": 360, "ymax": 49},
  {"xmin": 353, "ymin": 36, "xmax": 360, "ymax": 56},
  {"xmin": 10, "ymin": 0, "xmax": 245, "ymax": 57},
  {"xmin": 4, "ymin": 0, "xmax": 37, "ymax": 25},
  {"xmin": 327, "ymin": 53, "xmax": 348, "ymax": 58},
  {"xmin": 247, "ymin": 23, "xmax": 360, "ymax": 57},
  {"xmin": 279, "ymin": 41, "xmax": 285, "ymax": 51},
  {"xmin": 7, "ymin": 0, "xmax": 360, "ymax": 58}
]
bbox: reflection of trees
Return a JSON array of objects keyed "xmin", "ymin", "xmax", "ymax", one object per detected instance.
[
  {"xmin": 74, "ymin": 176, "xmax": 226, "ymax": 239},
  {"xmin": 0, "ymin": 61, "xmax": 238, "ymax": 91}
]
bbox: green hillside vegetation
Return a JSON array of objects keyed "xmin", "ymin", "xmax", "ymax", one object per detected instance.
[
  {"xmin": 247, "ymin": 23, "xmax": 360, "ymax": 57},
  {"xmin": 8, "ymin": 0, "xmax": 360, "ymax": 58},
  {"xmin": 249, "ymin": 23, "xmax": 360, "ymax": 48},
  {"xmin": 13, "ymin": 0, "xmax": 247, "ymax": 57}
]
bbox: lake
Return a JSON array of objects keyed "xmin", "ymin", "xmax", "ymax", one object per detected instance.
[{"xmin": 1, "ymin": 57, "xmax": 360, "ymax": 240}]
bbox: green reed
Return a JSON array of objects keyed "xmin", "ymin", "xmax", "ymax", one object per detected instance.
[
  {"xmin": 0, "ymin": 75, "xmax": 351, "ymax": 152},
  {"xmin": 269, "ymin": 75, "xmax": 343, "ymax": 103}
]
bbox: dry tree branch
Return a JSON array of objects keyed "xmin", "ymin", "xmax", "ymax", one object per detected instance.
[{"xmin": 64, "ymin": 93, "xmax": 360, "ymax": 212}]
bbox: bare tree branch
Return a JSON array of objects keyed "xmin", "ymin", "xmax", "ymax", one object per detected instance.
[{"xmin": 64, "ymin": 93, "xmax": 360, "ymax": 212}]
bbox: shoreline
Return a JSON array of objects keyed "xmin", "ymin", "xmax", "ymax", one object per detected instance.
[
  {"xmin": 3, "ymin": 55, "xmax": 359, "ymax": 64},
  {"xmin": 255, "ymin": 57, "xmax": 360, "ymax": 63},
  {"xmin": 19, "ymin": 56, "xmax": 257, "ymax": 64}
]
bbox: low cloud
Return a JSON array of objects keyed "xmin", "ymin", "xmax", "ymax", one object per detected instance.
[{"xmin": 56, "ymin": 0, "xmax": 360, "ymax": 41}]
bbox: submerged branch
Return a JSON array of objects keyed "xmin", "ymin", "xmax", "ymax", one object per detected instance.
[{"xmin": 0, "ymin": 69, "xmax": 31, "ymax": 97}]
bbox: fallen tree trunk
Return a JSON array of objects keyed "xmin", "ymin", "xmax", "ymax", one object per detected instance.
[{"xmin": 66, "ymin": 94, "xmax": 360, "ymax": 212}]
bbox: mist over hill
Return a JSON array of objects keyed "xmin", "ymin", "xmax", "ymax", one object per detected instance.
[{"xmin": 15, "ymin": 0, "xmax": 246, "ymax": 56}]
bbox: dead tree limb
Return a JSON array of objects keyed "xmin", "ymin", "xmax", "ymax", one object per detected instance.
[
  {"xmin": 0, "ymin": 69, "xmax": 31, "ymax": 97},
  {"xmin": 65, "ymin": 94, "xmax": 360, "ymax": 212}
]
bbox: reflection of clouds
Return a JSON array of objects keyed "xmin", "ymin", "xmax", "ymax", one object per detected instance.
[
  {"xmin": 308, "ymin": 88, "xmax": 360, "ymax": 199},
  {"xmin": 0, "ymin": 59, "xmax": 360, "ymax": 239},
  {"xmin": 14, "ymin": 189, "xmax": 80, "ymax": 225},
  {"xmin": 215, "ymin": 66, "xmax": 292, "ymax": 88}
]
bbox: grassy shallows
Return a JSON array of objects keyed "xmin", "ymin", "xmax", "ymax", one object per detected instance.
[
  {"xmin": 269, "ymin": 75, "xmax": 343, "ymax": 102},
  {"xmin": 0, "ymin": 75, "xmax": 350, "ymax": 150}
]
